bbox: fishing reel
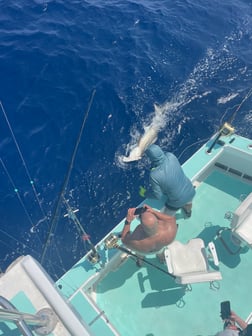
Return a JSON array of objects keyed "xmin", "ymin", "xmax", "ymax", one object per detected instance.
[
  {"xmin": 104, "ymin": 234, "xmax": 119, "ymax": 249},
  {"xmin": 220, "ymin": 122, "xmax": 235, "ymax": 137},
  {"xmin": 87, "ymin": 249, "xmax": 100, "ymax": 264},
  {"xmin": 207, "ymin": 122, "xmax": 235, "ymax": 154}
]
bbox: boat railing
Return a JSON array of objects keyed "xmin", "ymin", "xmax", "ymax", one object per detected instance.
[
  {"xmin": 0, "ymin": 255, "xmax": 95, "ymax": 335},
  {"xmin": 0, "ymin": 295, "xmax": 56, "ymax": 336}
]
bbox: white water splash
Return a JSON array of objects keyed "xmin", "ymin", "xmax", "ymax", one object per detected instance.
[
  {"xmin": 217, "ymin": 93, "xmax": 239, "ymax": 104},
  {"xmin": 119, "ymin": 29, "xmax": 248, "ymax": 165}
]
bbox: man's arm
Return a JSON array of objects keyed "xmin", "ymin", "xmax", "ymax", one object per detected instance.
[
  {"xmin": 121, "ymin": 208, "xmax": 135, "ymax": 241},
  {"xmin": 148, "ymin": 176, "xmax": 164, "ymax": 200},
  {"xmin": 144, "ymin": 204, "xmax": 175, "ymax": 221}
]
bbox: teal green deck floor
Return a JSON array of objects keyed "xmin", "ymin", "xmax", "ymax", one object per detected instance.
[{"xmin": 95, "ymin": 169, "xmax": 252, "ymax": 336}]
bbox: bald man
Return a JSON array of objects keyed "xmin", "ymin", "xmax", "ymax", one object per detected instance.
[{"xmin": 121, "ymin": 204, "xmax": 178, "ymax": 254}]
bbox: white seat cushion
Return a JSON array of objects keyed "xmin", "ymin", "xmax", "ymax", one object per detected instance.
[{"xmin": 165, "ymin": 239, "xmax": 207, "ymax": 275}]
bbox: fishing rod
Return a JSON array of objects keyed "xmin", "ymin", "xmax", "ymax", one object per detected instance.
[
  {"xmin": 104, "ymin": 234, "xmax": 176, "ymax": 279},
  {"xmin": 206, "ymin": 123, "xmax": 234, "ymax": 154},
  {"xmin": 228, "ymin": 88, "xmax": 252, "ymax": 124},
  {"xmin": 63, "ymin": 197, "xmax": 100, "ymax": 263},
  {"xmin": 207, "ymin": 88, "xmax": 252, "ymax": 154},
  {"xmin": 41, "ymin": 89, "xmax": 96, "ymax": 265}
]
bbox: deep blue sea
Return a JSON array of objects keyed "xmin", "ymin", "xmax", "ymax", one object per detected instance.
[{"xmin": 0, "ymin": 0, "xmax": 252, "ymax": 278}]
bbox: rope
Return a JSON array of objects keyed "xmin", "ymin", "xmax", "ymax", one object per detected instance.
[{"xmin": 40, "ymin": 89, "xmax": 96, "ymax": 265}]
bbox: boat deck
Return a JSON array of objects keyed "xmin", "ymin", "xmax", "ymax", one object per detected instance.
[
  {"xmin": 92, "ymin": 170, "xmax": 252, "ymax": 335},
  {"xmin": 1, "ymin": 133, "xmax": 252, "ymax": 335},
  {"xmin": 57, "ymin": 134, "xmax": 252, "ymax": 336}
]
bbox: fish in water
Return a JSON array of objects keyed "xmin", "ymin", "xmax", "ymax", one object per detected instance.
[{"xmin": 122, "ymin": 104, "xmax": 163, "ymax": 162}]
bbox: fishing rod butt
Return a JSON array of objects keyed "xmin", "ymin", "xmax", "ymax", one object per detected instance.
[{"xmin": 207, "ymin": 122, "xmax": 235, "ymax": 154}]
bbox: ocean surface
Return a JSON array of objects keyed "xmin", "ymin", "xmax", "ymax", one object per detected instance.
[{"xmin": 0, "ymin": 0, "xmax": 251, "ymax": 278}]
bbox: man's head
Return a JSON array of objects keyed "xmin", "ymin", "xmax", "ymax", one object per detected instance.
[
  {"xmin": 145, "ymin": 144, "xmax": 165, "ymax": 167},
  {"xmin": 140, "ymin": 212, "xmax": 158, "ymax": 236}
]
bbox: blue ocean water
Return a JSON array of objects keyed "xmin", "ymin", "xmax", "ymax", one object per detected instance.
[{"xmin": 0, "ymin": 0, "xmax": 251, "ymax": 278}]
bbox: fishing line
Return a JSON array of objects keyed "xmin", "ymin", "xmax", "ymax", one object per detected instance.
[
  {"xmin": 41, "ymin": 89, "xmax": 96, "ymax": 265},
  {"xmin": 0, "ymin": 228, "xmax": 68, "ymax": 278},
  {"xmin": 45, "ymin": 245, "xmax": 68, "ymax": 279},
  {"xmin": 177, "ymin": 137, "xmax": 210, "ymax": 161},
  {"xmin": 0, "ymin": 157, "xmax": 45, "ymax": 252},
  {"xmin": 228, "ymin": 88, "xmax": 252, "ymax": 124},
  {"xmin": 0, "ymin": 101, "xmax": 49, "ymax": 227},
  {"xmin": 207, "ymin": 89, "xmax": 252, "ymax": 154},
  {"xmin": 0, "ymin": 158, "xmax": 35, "ymax": 228},
  {"xmin": 0, "ymin": 227, "xmax": 68, "ymax": 276},
  {"xmin": 0, "ymin": 228, "xmax": 41, "ymax": 258},
  {"xmin": 219, "ymin": 88, "xmax": 252, "ymax": 126},
  {"xmin": 178, "ymin": 89, "xmax": 252, "ymax": 159}
]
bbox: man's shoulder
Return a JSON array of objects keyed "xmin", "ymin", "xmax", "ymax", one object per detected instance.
[{"xmin": 165, "ymin": 152, "xmax": 179, "ymax": 162}]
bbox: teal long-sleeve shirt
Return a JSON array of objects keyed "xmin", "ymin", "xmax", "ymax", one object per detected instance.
[{"xmin": 146, "ymin": 145, "xmax": 195, "ymax": 208}]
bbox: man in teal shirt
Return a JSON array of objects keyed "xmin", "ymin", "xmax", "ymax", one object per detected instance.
[{"xmin": 145, "ymin": 144, "xmax": 195, "ymax": 217}]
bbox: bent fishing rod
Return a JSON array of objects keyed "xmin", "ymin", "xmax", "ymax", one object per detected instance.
[{"xmin": 207, "ymin": 88, "xmax": 252, "ymax": 154}]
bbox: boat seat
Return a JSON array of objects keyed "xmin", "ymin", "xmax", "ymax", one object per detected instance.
[
  {"xmin": 231, "ymin": 193, "xmax": 252, "ymax": 247},
  {"xmin": 164, "ymin": 238, "xmax": 222, "ymax": 285}
]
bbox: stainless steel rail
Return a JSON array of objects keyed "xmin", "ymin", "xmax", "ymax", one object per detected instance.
[
  {"xmin": 0, "ymin": 296, "xmax": 35, "ymax": 336},
  {"xmin": 0, "ymin": 296, "xmax": 56, "ymax": 336}
]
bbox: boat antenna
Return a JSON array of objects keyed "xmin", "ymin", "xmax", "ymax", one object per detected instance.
[
  {"xmin": 207, "ymin": 88, "xmax": 252, "ymax": 154},
  {"xmin": 41, "ymin": 89, "xmax": 96, "ymax": 265}
]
